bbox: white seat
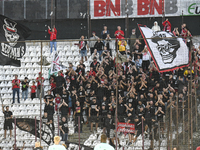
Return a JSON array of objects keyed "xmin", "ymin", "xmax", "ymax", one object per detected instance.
[{"xmin": 66, "ymin": 50, "xmax": 73, "ymax": 56}]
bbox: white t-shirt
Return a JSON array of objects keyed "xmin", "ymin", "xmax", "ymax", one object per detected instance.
[
  {"xmin": 94, "ymin": 143, "xmax": 115, "ymax": 150},
  {"xmin": 48, "ymin": 144, "xmax": 66, "ymax": 150}
]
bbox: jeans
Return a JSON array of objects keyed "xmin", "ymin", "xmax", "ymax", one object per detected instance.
[
  {"xmin": 22, "ymin": 89, "xmax": 28, "ymax": 100},
  {"xmin": 61, "ymin": 132, "xmax": 68, "ymax": 142},
  {"xmin": 13, "ymin": 88, "xmax": 20, "ymax": 103},
  {"xmin": 50, "ymin": 41, "xmax": 57, "ymax": 53},
  {"xmin": 97, "ymin": 50, "xmax": 102, "ymax": 61}
]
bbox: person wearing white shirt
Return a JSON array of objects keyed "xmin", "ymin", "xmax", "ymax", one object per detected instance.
[
  {"xmin": 152, "ymin": 21, "xmax": 161, "ymax": 32},
  {"xmin": 94, "ymin": 134, "xmax": 114, "ymax": 150},
  {"xmin": 142, "ymin": 47, "xmax": 151, "ymax": 72},
  {"xmin": 48, "ymin": 136, "xmax": 66, "ymax": 150}
]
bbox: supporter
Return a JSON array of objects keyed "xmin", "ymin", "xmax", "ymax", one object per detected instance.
[
  {"xmin": 46, "ymin": 98, "xmax": 55, "ymax": 132},
  {"xmin": 155, "ymin": 107, "xmax": 165, "ymax": 138},
  {"xmin": 117, "ymin": 97, "xmax": 126, "ymax": 122},
  {"xmin": 59, "ymin": 94, "xmax": 69, "ymax": 119},
  {"xmin": 48, "ymin": 25, "xmax": 57, "ymax": 53},
  {"xmin": 173, "ymin": 27, "xmax": 179, "ymax": 36},
  {"xmin": 79, "ymin": 35, "xmax": 88, "ymax": 62},
  {"xmin": 152, "ymin": 21, "xmax": 161, "ymax": 32},
  {"xmin": 43, "ymin": 90, "xmax": 54, "ymax": 115},
  {"xmin": 162, "ymin": 19, "xmax": 171, "ymax": 32},
  {"xmin": 89, "ymin": 31, "xmax": 99, "ymax": 55},
  {"xmin": 91, "ymin": 49, "xmax": 100, "ymax": 61},
  {"xmin": 101, "ymin": 26, "xmax": 110, "ymax": 40},
  {"xmin": 118, "ymin": 38, "xmax": 127, "ymax": 55},
  {"xmin": 2, "ymin": 105, "xmax": 13, "ymax": 139},
  {"xmin": 114, "ymin": 26, "xmax": 124, "ymax": 40},
  {"xmin": 135, "ymin": 55, "xmax": 143, "ymax": 71},
  {"xmin": 74, "ymin": 101, "xmax": 82, "ymax": 133},
  {"xmin": 12, "ymin": 74, "xmax": 20, "ymax": 104},
  {"xmin": 36, "ymin": 72, "xmax": 44, "ymax": 98},
  {"xmin": 59, "ymin": 117, "xmax": 69, "ymax": 143},
  {"xmin": 90, "ymin": 57, "xmax": 100, "ymax": 72},
  {"xmin": 132, "ymin": 116, "xmax": 145, "ymax": 144},
  {"xmin": 104, "ymin": 113, "xmax": 114, "ymax": 139},
  {"xmin": 142, "ymin": 46, "xmax": 151, "ymax": 72},
  {"xmin": 49, "ymin": 75, "xmax": 56, "ymax": 97},
  {"xmin": 48, "ymin": 136, "xmax": 66, "ymax": 150},
  {"xmin": 55, "ymin": 71, "xmax": 65, "ymax": 96},
  {"xmin": 30, "ymin": 81, "xmax": 36, "ymax": 100},
  {"xmin": 89, "ymin": 98, "xmax": 99, "ymax": 132},
  {"xmin": 55, "ymin": 94, "xmax": 61, "ymax": 113},
  {"xmin": 129, "ymin": 29, "xmax": 137, "ymax": 51},
  {"xmin": 94, "ymin": 38, "xmax": 104, "ymax": 61},
  {"xmin": 104, "ymin": 34, "xmax": 112, "ymax": 52},
  {"xmin": 99, "ymin": 103, "xmax": 108, "ymax": 128},
  {"xmin": 21, "ymin": 77, "xmax": 29, "ymax": 101}
]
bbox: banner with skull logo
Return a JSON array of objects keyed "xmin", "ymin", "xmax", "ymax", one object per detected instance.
[
  {"xmin": 138, "ymin": 24, "xmax": 189, "ymax": 72},
  {"xmin": 0, "ymin": 15, "xmax": 31, "ymax": 67}
]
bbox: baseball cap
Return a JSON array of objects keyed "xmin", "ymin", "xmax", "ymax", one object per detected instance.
[{"xmin": 39, "ymin": 72, "xmax": 41, "ymax": 74}]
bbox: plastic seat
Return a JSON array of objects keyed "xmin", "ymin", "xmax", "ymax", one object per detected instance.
[{"xmin": 66, "ymin": 50, "xmax": 73, "ymax": 56}]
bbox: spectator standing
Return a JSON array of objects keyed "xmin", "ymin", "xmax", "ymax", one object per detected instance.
[
  {"xmin": 91, "ymin": 49, "xmax": 100, "ymax": 61},
  {"xmin": 89, "ymin": 98, "xmax": 99, "ymax": 132},
  {"xmin": 94, "ymin": 38, "xmax": 104, "ymax": 61},
  {"xmin": 59, "ymin": 117, "xmax": 69, "ymax": 143},
  {"xmin": 79, "ymin": 35, "xmax": 88, "ymax": 62},
  {"xmin": 162, "ymin": 19, "xmax": 171, "ymax": 32},
  {"xmin": 12, "ymin": 75, "xmax": 20, "ymax": 104},
  {"xmin": 48, "ymin": 136, "xmax": 66, "ymax": 150},
  {"xmin": 89, "ymin": 32, "xmax": 99, "ymax": 55},
  {"xmin": 55, "ymin": 71, "xmax": 65, "ymax": 97},
  {"xmin": 152, "ymin": 21, "xmax": 161, "ymax": 32},
  {"xmin": 74, "ymin": 101, "xmax": 83, "ymax": 133},
  {"xmin": 48, "ymin": 25, "xmax": 57, "ymax": 53},
  {"xmin": 21, "ymin": 77, "xmax": 29, "ymax": 101},
  {"xmin": 118, "ymin": 38, "xmax": 127, "ymax": 55},
  {"xmin": 30, "ymin": 81, "xmax": 36, "ymax": 100},
  {"xmin": 129, "ymin": 29, "xmax": 137, "ymax": 51},
  {"xmin": 36, "ymin": 72, "xmax": 44, "ymax": 98},
  {"xmin": 114, "ymin": 26, "xmax": 124, "ymax": 40},
  {"xmin": 101, "ymin": 26, "xmax": 110, "ymax": 40},
  {"xmin": 2, "ymin": 105, "xmax": 13, "ymax": 139},
  {"xmin": 105, "ymin": 34, "xmax": 112, "ymax": 51}
]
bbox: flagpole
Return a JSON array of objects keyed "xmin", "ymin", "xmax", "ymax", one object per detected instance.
[
  {"xmin": 40, "ymin": 41, "xmax": 43, "ymax": 145},
  {"xmin": 115, "ymin": 40, "xmax": 118, "ymax": 150}
]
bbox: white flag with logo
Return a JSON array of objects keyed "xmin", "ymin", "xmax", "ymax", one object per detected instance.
[
  {"xmin": 50, "ymin": 51, "xmax": 66, "ymax": 74},
  {"xmin": 138, "ymin": 25, "xmax": 189, "ymax": 72}
]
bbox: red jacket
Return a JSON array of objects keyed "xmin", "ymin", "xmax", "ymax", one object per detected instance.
[
  {"xmin": 48, "ymin": 28, "xmax": 57, "ymax": 41},
  {"xmin": 162, "ymin": 20, "xmax": 171, "ymax": 32}
]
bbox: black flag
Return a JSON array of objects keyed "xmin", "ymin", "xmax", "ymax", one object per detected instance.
[{"xmin": 0, "ymin": 15, "xmax": 31, "ymax": 67}]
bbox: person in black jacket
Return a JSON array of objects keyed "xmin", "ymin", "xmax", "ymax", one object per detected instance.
[
  {"xmin": 94, "ymin": 38, "xmax": 104, "ymax": 61},
  {"xmin": 55, "ymin": 71, "xmax": 65, "ymax": 96},
  {"xmin": 104, "ymin": 112, "xmax": 114, "ymax": 138}
]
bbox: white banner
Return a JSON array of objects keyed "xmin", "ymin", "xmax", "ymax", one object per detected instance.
[
  {"xmin": 138, "ymin": 25, "xmax": 189, "ymax": 72},
  {"xmin": 90, "ymin": 0, "xmax": 200, "ymax": 19},
  {"xmin": 50, "ymin": 52, "xmax": 67, "ymax": 74}
]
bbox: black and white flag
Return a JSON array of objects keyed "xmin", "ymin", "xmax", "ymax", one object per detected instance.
[
  {"xmin": 50, "ymin": 51, "xmax": 67, "ymax": 74},
  {"xmin": 0, "ymin": 15, "xmax": 31, "ymax": 67},
  {"xmin": 138, "ymin": 24, "xmax": 189, "ymax": 72}
]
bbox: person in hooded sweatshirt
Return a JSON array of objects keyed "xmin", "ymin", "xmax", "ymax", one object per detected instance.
[{"xmin": 152, "ymin": 21, "xmax": 161, "ymax": 32}]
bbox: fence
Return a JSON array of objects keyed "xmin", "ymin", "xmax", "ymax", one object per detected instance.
[{"xmin": 0, "ymin": 36, "xmax": 200, "ymax": 150}]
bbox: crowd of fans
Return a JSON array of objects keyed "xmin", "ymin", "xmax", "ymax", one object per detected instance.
[{"xmin": 9, "ymin": 19, "xmax": 200, "ymax": 149}]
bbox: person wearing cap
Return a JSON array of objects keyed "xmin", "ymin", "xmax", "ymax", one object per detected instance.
[
  {"xmin": 94, "ymin": 38, "xmax": 104, "ymax": 61},
  {"xmin": 89, "ymin": 31, "xmax": 99, "ymax": 55},
  {"xmin": 21, "ymin": 77, "xmax": 29, "ymax": 101},
  {"xmin": 36, "ymin": 72, "xmax": 45, "ymax": 98},
  {"xmin": 12, "ymin": 74, "xmax": 21, "ymax": 104}
]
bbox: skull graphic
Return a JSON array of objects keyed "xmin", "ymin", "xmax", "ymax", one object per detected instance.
[
  {"xmin": 151, "ymin": 33, "xmax": 180, "ymax": 64},
  {"xmin": 3, "ymin": 18, "xmax": 19, "ymax": 47}
]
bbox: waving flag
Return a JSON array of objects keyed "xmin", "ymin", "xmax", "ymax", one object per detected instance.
[
  {"xmin": 50, "ymin": 51, "xmax": 67, "ymax": 74},
  {"xmin": 0, "ymin": 15, "xmax": 31, "ymax": 67},
  {"xmin": 138, "ymin": 24, "xmax": 189, "ymax": 72}
]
